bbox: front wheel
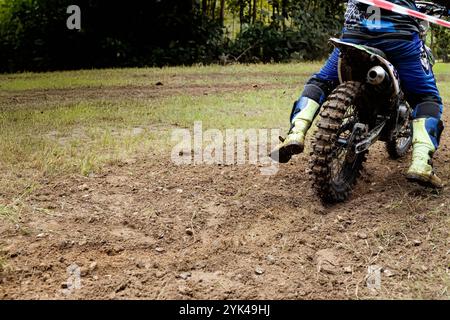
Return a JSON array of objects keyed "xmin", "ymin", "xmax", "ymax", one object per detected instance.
[{"xmin": 310, "ymin": 81, "xmax": 367, "ymax": 203}]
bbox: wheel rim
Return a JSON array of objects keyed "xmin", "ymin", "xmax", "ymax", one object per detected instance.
[
  {"xmin": 397, "ymin": 136, "xmax": 412, "ymax": 151},
  {"xmin": 396, "ymin": 121, "xmax": 413, "ymax": 152}
]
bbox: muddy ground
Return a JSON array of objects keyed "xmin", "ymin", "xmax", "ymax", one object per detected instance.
[{"xmin": 0, "ymin": 77, "xmax": 449, "ymax": 300}]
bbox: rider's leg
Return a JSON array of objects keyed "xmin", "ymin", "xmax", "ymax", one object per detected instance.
[
  {"xmin": 377, "ymin": 34, "xmax": 444, "ymax": 187},
  {"xmin": 271, "ymin": 49, "xmax": 340, "ymax": 163}
]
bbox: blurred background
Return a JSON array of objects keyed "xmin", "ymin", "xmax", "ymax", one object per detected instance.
[{"xmin": 2, "ymin": 0, "xmax": 448, "ymax": 73}]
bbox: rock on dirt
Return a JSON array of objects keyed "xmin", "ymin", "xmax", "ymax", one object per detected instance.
[
  {"xmin": 266, "ymin": 255, "xmax": 276, "ymax": 265},
  {"xmin": 177, "ymin": 272, "xmax": 192, "ymax": 280},
  {"xmin": 357, "ymin": 232, "xmax": 368, "ymax": 240},
  {"xmin": 316, "ymin": 249, "xmax": 340, "ymax": 275},
  {"xmin": 413, "ymin": 240, "xmax": 422, "ymax": 246},
  {"xmin": 78, "ymin": 184, "xmax": 89, "ymax": 191},
  {"xmin": 89, "ymin": 262, "xmax": 98, "ymax": 272},
  {"xmin": 344, "ymin": 266, "xmax": 353, "ymax": 274},
  {"xmin": 383, "ymin": 269, "xmax": 395, "ymax": 277},
  {"xmin": 255, "ymin": 266, "xmax": 265, "ymax": 275}
]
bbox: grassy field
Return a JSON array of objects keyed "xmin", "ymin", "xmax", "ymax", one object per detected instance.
[
  {"xmin": 0, "ymin": 64, "xmax": 319, "ymax": 196},
  {"xmin": 0, "ymin": 63, "xmax": 449, "ymax": 299},
  {"xmin": 0, "ymin": 64, "xmax": 323, "ymax": 91},
  {"xmin": 1, "ymin": 62, "xmax": 450, "ymax": 212},
  {"xmin": 1, "ymin": 63, "xmax": 450, "ymax": 183}
]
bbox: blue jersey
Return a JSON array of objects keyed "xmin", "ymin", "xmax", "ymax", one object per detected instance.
[{"xmin": 344, "ymin": 0, "xmax": 447, "ymax": 35}]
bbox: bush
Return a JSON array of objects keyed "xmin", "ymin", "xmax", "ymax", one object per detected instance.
[
  {"xmin": 433, "ymin": 26, "xmax": 450, "ymax": 62},
  {"xmin": 0, "ymin": 0, "xmax": 345, "ymax": 72},
  {"xmin": 227, "ymin": 23, "xmax": 288, "ymax": 63},
  {"xmin": 0, "ymin": 0, "xmax": 225, "ymax": 72},
  {"xmin": 226, "ymin": 2, "xmax": 344, "ymax": 64}
]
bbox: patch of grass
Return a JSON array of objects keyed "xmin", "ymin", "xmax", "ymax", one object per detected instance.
[
  {"xmin": 0, "ymin": 254, "xmax": 7, "ymax": 273},
  {"xmin": 0, "ymin": 204, "xmax": 16, "ymax": 219},
  {"xmin": 404, "ymin": 267, "xmax": 450, "ymax": 299},
  {"xmin": 0, "ymin": 182, "xmax": 37, "ymax": 222},
  {"xmin": 0, "ymin": 243, "xmax": 13, "ymax": 274},
  {"xmin": 0, "ymin": 86, "xmax": 293, "ymax": 181}
]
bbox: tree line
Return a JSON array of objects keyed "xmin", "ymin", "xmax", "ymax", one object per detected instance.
[{"xmin": 0, "ymin": 0, "xmax": 448, "ymax": 72}]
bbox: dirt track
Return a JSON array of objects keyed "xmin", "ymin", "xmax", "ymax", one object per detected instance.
[{"xmin": 0, "ymin": 79, "xmax": 449, "ymax": 300}]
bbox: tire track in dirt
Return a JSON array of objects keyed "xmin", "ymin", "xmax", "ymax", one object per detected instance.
[
  {"xmin": 0, "ymin": 83, "xmax": 291, "ymax": 108},
  {"xmin": 0, "ymin": 69, "xmax": 449, "ymax": 299}
]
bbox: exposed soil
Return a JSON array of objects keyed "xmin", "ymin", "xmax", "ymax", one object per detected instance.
[
  {"xmin": 0, "ymin": 76, "xmax": 449, "ymax": 300},
  {"xmin": 0, "ymin": 82, "xmax": 290, "ymax": 108}
]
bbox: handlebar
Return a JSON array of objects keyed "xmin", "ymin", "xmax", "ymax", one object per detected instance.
[{"xmin": 416, "ymin": 1, "xmax": 449, "ymax": 17}]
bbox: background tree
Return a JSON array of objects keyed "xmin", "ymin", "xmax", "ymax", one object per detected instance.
[{"xmin": 0, "ymin": 0, "xmax": 447, "ymax": 72}]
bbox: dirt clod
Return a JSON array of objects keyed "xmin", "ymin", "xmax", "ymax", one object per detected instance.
[
  {"xmin": 316, "ymin": 249, "xmax": 339, "ymax": 275},
  {"xmin": 266, "ymin": 255, "xmax": 276, "ymax": 265},
  {"xmin": 357, "ymin": 232, "xmax": 368, "ymax": 240},
  {"xmin": 89, "ymin": 262, "xmax": 98, "ymax": 272},
  {"xmin": 383, "ymin": 269, "xmax": 395, "ymax": 277},
  {"xmin": 255, "ymin": 267, "xmax": 265, "ymax": 275},
  {"xmin": 178, "ymin": 272, "xmax": 192, "ymax": 280},
  {"xmin": 178, "ymin": 284, "xmax": 193, "ymax": 296}
]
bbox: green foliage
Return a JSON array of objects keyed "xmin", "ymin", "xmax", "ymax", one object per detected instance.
[
  {"xmin": 6, "ymin": 0, "xmax": 448, "ymax": 70},
  {"xmin": 151, "ymin": 15, "xmax": 225, "ymax": 66},
  {"xmin": 226, "ymin": 1, "xmax": 344, "ymax": 63},
  {"xmin": 228, "ymin": 22, "xmax": 288, "ymax": 63},
  {"xmin": 288, "ymin": 1, "xmax": 344, "ymax": 60},
  {"xmin": 433, "ymin": 26, "xmax": 450, "ymax": 62},
  {"xmin": 0, "ymin": 0, "xmax": 73, "ymax": 71},
  {"xmin": 0, "ymin": 0, "xmax": 225, "ymax": 72}
]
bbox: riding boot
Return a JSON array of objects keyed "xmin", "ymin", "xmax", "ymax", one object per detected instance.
[
  {"xmin": 407, "ymin": 118, "xmax": 443, "ymax": 188},
  {"xmin": 270, "ymin": 97, "xmax": 320, "ymax": 163}
]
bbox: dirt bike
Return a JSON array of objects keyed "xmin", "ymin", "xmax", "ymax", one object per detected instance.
[{"xmin": 310, "ymin": 1, "xmax": 448, "ymax": 203}]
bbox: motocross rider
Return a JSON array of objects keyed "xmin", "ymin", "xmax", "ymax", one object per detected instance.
[{"xmin": 270, "ymin": 0, "xmax": 450, "ymax": 188}]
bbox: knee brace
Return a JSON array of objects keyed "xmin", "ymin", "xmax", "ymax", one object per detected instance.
[
  {"xmin": 414, "ymin": 101, "xmax": 443, "ymax": 119},
  {"xmin": 290, "ymin": 77, "xmax": 336, "ymax": 123}
]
